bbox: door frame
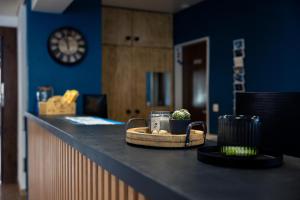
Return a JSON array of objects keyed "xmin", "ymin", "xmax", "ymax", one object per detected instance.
[{"xmin": 174, "ymin": 37, "xmax": 210, "ymax": 133}]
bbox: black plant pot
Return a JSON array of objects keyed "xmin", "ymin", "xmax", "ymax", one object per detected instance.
[{"xmin": 169, "ymin": 119, "xmax": 192, "ymax": 134}]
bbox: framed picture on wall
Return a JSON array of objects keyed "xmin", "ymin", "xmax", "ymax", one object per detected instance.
[
  {"xmin": 233, "ymin": 66, "xmax": 245, "ymax": 75},
  {"xmin": 233, "ymin": 49, "xmax": 245, "ymax": 58},
  {"xmin": 234, "ymin": 73, "xmax": 245, "ymax": 83},
  {"xmin": 233, "ymin": 57, "xmax": 244, "ymax": 67},
  {"xmin": 233, "ymin": 38, "xmax": 245, "ymax": 50},
  {"xmin": 234, "ymin": 83, "xmax": 245, "ymax": 92}
]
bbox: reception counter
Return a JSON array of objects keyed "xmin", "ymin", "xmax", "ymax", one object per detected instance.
[{"xmin": 25, "ymin": 113, "xmax": 300, "ymax": 200}]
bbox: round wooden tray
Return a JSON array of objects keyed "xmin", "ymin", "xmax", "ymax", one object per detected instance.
[{"xmin": 126, "ymin": 127, "xmax": 205, "ymax": 148}]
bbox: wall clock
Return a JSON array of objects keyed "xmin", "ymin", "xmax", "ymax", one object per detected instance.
[{"xmin": 48, "ymin": 27, "xmax": 87, "ymax": 66}]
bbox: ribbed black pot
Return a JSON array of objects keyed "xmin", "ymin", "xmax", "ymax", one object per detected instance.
[
  {"xmin": 169, "ymin": 119, "xmax": 192, "ymax": 134},
  {"xmin": 217, "ymin": 115, "xmax": 261, "ymax": 150}
]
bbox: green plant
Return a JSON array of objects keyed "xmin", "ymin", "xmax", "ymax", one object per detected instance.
[{"xmin": 171, "ymin": 109, "xmax": 191, "ymax": 120}]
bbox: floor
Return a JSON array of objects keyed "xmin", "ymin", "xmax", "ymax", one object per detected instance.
[{"xmin": 0, "ymin": 184, "xmax": 25, "ymax": 200}]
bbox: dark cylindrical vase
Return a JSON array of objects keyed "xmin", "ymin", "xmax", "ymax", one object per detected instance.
[
  {"xmin": 218, "ymin": 115, "xmax": 261, "ymax": 156},
  {"xmin": 169, "ymin": 119, "xmax": 192, "ymax": 134}
]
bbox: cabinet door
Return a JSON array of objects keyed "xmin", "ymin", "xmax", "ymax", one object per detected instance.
[
  {"xmin": 132, "ymin": 11, "xmax": 173, "ymax": 48},
  {"xmin": 102, "ymin": 7, "xmax": 132, "ymax": 46},
  {"xmin": 132, "ymin": 47, "xmax": 174, "ymax": 119},
  {"xmin": 102, "ymin": 45, "xmax": 133, "ymax": 121}
]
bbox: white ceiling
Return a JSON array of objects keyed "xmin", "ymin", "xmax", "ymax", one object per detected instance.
[
  {"xmin": 0, "ymin": 0, "xmax": 21, "ymax": 16},
  {"xmin": 102, "ymin": 0, "xmax": 204, "ymax": 13},
  {"xmin": 31, "ymin": 0, "xmax": 73, "ymax": 13}
]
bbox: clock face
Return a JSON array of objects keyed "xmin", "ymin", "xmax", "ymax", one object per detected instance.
[{"xmin": 48, "ymin": 27, "xmax": 87, "ymax": 65}]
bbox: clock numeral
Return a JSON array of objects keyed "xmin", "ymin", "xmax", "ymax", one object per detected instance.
[
  {"xmin": 55, "ymin": 32, "xmax": 62, "ymax": 39},
  {"xmin": 51, "ymin": 38, "xmax": 58, "ymax": 44},
  {"xmin": 62, "ymin": 55, "xmax": 68, "ymax": 63},
  {"xmin": 70, "ymin": 55, "xmax": 76, "ymax": 63},
  {"xmin": 78, "ymin": 47, "xmax": 85, "ymax": 53}
]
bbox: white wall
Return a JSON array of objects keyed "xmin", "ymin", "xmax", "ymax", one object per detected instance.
[
  {"xmin": 17, "ymin": 4, "xmax": 28, "ymax": 190},
  {"xmin": 0, "ymin": 15, "xmax": 18, "ymax": 27}
]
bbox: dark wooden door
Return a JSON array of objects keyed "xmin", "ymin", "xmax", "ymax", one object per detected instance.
[
  {"xmin": 182, "ymin": 41, "xmax": 207, "ymax": 122},
  {"xmin": 0, "ymin": 27, "xmax": 18, "ymax": 183}
]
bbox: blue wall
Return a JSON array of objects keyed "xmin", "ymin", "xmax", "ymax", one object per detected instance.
[
  {"xmin": 174, "ymin": 0, "xmax": 300, "ymax": 133},
  {"xmin": 27, "ymin": 0, "xmax": 102, "ymax": 113}
]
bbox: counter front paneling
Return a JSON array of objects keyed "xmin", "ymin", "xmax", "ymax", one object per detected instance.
[
  {"xmin": 28, "ymin": 120, "xmax": 146, "ymax": 200},
  {"xmin": 25, "ymin": 113, "xmax": 300, "ymax": 200}
]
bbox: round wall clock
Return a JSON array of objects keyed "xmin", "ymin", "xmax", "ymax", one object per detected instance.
[{"xmin": 48, "ymin": 27, "xmax": 87, "ymax": 66}]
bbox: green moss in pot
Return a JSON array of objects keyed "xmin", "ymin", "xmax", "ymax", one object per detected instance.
[{"xmin": 169, "ymin": 109, "xmax": 192, "ymax": 134}]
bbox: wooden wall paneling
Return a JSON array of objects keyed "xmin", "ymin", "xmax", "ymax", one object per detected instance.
[
  {"xmin": 132, "ymin": 11, "xmax": 173, "ymax": 48},
  {"xmin": 28, "ymin": 120, "xmax": 148, "ymax": 200},
  {"xmin": 102, "ymin": 7, "xmax": 133, "ymax": 46}
]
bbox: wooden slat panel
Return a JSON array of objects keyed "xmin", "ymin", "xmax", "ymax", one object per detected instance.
[
  {"xmin": 128, "ymin": 186, "xmax": 137, "ymax": 200},
  {"xmin": 111, "ymin": 175, "xmax": 119, "ymax": 200},
  {"xmin": 92, "ymin": 162, "xmax": 97, "ymax": 200},
  {"xmin": 27, "ymin": 120, "xmax": 148, "ymax": 200},
  {"xmin": 87, "ymin": 158, "xmax": 92, "ymax": 200},
  {"xmin": 119, "ymin": 180, "xmax": 128, "ymax": 200},
  {"xmin": 98, "ymin": 166, "xmax": 104, "ymax": 200},
  {"xmin": 72, "ymin": 147, "xmax": 75, "ymax": 200},
  {"xmin": 83, "ymin": 156, "xmax": 87, "ymax": 200},
  {"xmin": 79, "ymin": 153, "xmax": 83, "ymax": 200},
  {"xmin": 104, "ymin": 169, "xmax": 111, "ymax": 200}
]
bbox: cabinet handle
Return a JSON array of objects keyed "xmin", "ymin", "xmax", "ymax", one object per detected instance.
[
  {"xmin": 125, "ymin": 36, "xmax": 131, "ymax": 41},
  {"xmin": 134, "ymin": 36, "xmax": 140, "ymax": 42},
  {"xmin": 134, "ymin": 109, "xmax": 140, "ymax": 114},
  {"xmin": 126, "ymin": 109, "xmax": 132, "ymax": 115}
]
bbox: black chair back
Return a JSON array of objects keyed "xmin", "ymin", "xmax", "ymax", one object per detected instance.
[{"xmin": 83, "ymin": 94, "xmax": 108, "ymax": 118}]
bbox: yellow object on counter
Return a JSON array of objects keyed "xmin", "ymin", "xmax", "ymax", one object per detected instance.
[
  {"xmin": 38, "ymin": 89, "xmax": 79, "ymax": 116},
  {"xmin": 62, "ymin": 90, "xmax": 79, "ymax": 104}
]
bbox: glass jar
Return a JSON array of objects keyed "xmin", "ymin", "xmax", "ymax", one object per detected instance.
[
  {"xmin": 149, "ymin": 111, "xmax": 171, "ymax": 133},
  {"xmin": 218, "ymin": 115, "xmax": 261, "ymax": 156},
  {"xmin": 36, "ymin": 86, "xmax": 54, "ymax": 102}
]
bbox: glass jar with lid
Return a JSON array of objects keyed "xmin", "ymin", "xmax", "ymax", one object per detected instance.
[{"xmin": 149, "ymin": 111, "xmax": 171, "ymax": 133}]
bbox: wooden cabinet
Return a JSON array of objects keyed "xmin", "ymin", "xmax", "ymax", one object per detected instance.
[
  {"xmin": 102, "ymin": 46, "xmax": 133, "ymax": 121},
  {"xmin": 102, "ymin": 7, "xmax": 132, "ymax": 46},
  {"xmin": 102, "ymin": 7, "xmax": 173, "ymax": 122},
  {"xmin": 102, "ymin": 7, "xmax": 173, "ymax": 48},
  {"xmin": 102, "ymin": 46, "xmax": 173, "ymax": 121},
  {"xmin": 132, "ymin": 11, "xmax": 172, "ymax": 48}
]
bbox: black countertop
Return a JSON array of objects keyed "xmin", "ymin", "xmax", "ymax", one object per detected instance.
[{"xmin": 25, "ymin": 113, "xmax": 300, "ymax": 200}]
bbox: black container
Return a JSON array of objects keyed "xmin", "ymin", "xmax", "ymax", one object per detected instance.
[
  {"xmin": 218, "ymin": 115, "xmax": 261, "ymax": 156},
  {"xmin": 169, "ymin": 119, "xmax": 192, "ymax": 134}
]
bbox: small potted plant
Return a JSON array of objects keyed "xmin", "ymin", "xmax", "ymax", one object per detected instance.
[{"xmin": 169, "ymin": 109, "xmax": 192, "ymax": 134}]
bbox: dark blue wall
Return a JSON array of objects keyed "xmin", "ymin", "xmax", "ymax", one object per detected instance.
[
  {"xmin": 174, "ymin": 0, "xmax": 300, "ymax": 133},
  {"xmin": 27, "ymin": 0, "xmax": 102, "ymax": 113}
]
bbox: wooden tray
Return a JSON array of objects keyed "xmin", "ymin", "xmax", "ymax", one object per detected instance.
[{"xmin": 126, "ymin": 127, "xmax": 205, "ymax": 148}]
